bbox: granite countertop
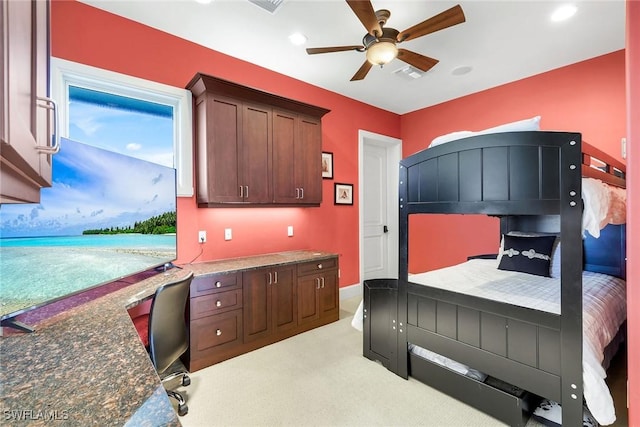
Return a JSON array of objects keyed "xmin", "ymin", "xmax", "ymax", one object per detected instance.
[{"xmin": 0, "ymin": 250, "xmax": 336, "ymax": 426}]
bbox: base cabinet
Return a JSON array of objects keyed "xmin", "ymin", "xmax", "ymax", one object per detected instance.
[{"xmin": 186, "ymin": 255, "xmax": 339, "ymax": 371}]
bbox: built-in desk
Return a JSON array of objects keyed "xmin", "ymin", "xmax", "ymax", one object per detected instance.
[{"xmin": 0, "ymin": 250, "xmax": 337, "ymax": 425}]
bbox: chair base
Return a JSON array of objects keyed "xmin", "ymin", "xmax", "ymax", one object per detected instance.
[{"xmin": 161, "ymin": 362, "xmax": 191, "ymax": 417}]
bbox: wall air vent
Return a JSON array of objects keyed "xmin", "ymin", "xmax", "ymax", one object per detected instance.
[{"xmin": 248, "ymin": 0, "xmax": 285, "ymax": 14}]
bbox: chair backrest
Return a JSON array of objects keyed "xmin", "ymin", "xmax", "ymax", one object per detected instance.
[{"xmin": 148, "ymin": 272, "xmax": 194, "ymax": 374}]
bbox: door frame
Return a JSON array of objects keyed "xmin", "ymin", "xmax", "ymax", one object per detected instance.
[{"xmin": 358, "ymin": 130, "xmax": 402, "ymax": 285}]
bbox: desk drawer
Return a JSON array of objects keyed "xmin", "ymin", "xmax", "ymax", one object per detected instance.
[
  {"xmin": 191, "ymin": 272, "xmax": 240, "ymax": 297},
  {"xmin": 191, "ymin": 289, "xmax": 242, "ymax": 319},
  {"xmin": 297, "ymin": 257, "xmax": 337, "ymax": 276},
  {"xmin": 190, "ymin": 309, "xmax": 242, "ymax": 355}
]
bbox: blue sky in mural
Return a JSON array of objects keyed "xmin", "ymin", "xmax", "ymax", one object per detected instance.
[
  {"xmin": 0, "ymin": 139, "xmax": 176, "ymax": 238},
  {"xmin": 0, "ymin": 89, "xmax": 175, "ymax": 238}
]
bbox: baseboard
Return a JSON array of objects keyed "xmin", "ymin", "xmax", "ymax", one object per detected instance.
[{"xmin": 339, "ymin": 282, "xmax": 362, "ymax": 300}]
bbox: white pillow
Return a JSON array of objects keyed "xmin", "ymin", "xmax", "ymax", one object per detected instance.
[
  {"xmin": 476, "ymin": 116, "xmax": 541, "ymax": 135},
  {"xmin": 429, "ymin": 116, "xmax": 541, "ymax": 148}
]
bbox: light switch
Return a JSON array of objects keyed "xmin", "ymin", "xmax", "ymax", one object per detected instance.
[
  {"xmin": 287, "ymin": 226, "xmax": 294, "ymax": 237},
  {"xmin": 224, "ymin": 228, "xmax": 232, "ymax": 241}
]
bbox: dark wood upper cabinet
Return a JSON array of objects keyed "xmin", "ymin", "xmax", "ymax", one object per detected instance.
[
  {"xmin": 187, "ymin": 73, "xmax": 330, "ymax": 207},
  {"xmin": 1, "ymin": 0, "xmax": 56, "ymax": 204}
]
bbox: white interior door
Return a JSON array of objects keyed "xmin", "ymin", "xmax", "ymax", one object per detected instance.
[{"xmin": 359, "ymin": 131, "xmax": 401, "ymax": 282}]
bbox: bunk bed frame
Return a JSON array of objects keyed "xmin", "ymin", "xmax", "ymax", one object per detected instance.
[{"xmin": 387, "ymin": 131, "xmax": 626, "ymax": 426}]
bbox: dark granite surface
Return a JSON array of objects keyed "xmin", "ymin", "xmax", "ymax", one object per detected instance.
[{"xmin": 0, "ymin": 250, "xmax": 336, "ymax": 426}]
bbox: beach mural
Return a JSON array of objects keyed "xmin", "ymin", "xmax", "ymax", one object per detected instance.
[{"xmin": 0, "ymin": 138, "xmax": 177, "ymax": 318}]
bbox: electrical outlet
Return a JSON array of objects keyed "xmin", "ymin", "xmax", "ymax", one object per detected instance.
[
  {"xmin": 287, "ymin": 226, "xmax": 294, "ymax": 237},
  {"xmin": 224, "ymin": 228, "xmax": 232, "ymax": 241},
  {"xmin": 198, "ymin": 230, "xmax": 206, "ymax": 243}
]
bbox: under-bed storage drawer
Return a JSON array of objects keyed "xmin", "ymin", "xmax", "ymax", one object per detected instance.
[{"xmin": 409, "ymin": 353, "xmax": 539, "ymax": 427}]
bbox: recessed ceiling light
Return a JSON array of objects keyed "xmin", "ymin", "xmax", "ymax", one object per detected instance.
[
  {"xmin": 194, "ymin": 0, "xmax": 213, "ymax": 4},
  {"xmin": 288, "ymin": 32, "xmax": 307, "ymax": 46},
  {"xmin": 551, "ymin": 4, "xmax": 577, "ymax": 22},
  {"xmin": 451, "ymin": 65, "xmax": 472, "ymax": 76}
]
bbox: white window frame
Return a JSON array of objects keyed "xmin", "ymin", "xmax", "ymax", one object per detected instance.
[{"xmin": 50, "ymin": 57, "xmax": 193, "ymax": 197}]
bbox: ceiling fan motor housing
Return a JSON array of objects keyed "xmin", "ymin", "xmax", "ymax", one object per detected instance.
[{"xmin": 363, "ymin": 27, "xmax": 400, "ymax": 48}]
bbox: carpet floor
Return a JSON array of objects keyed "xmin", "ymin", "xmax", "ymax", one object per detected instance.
[{"xmin": 171, "ymin": 296, "xmax": 627, "ymax": 427}]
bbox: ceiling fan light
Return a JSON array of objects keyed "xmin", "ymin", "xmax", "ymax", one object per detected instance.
[{"xmin": 366, "ymin": 42, "xmax": 398, "ymax": 66}]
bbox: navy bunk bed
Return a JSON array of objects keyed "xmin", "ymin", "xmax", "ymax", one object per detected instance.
[{"xmin": 385, "ymin": 131, "xmax": 625, "ymax": 426}]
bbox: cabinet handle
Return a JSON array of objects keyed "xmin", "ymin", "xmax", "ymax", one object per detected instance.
[
  {"xmin": 295, "ymin": 188, "xmax": 300, "ymax": 199},
  {"xmin": 316, "ymin": 278, "xmax": 320, "ymax": 289},
  {"xmin": 216, "ymin": 300, "xmax": 222, "ymax": 307},
  {"xmin": 245, "ymin": 186, "xmax": 249, "ymax": 198},
  {"xmin": 215, "ymin": 281, "xmax": 222, "ymax": 288},
  {"xmin": 239, "ymin": 186, "xmax": 243, "ymax": 198},
  {"xmin": 216, "ymin": 329, "xmax": 222, "ymax": 336},
  {"xmin": 317, "ymin": 263, "xmax": 323, "ymax": 269},
  {"xmin": 321, "ymin": 277, "xmax": 325, "ymax": 288},
  {"xmin": 35, "ymin": 96, "xmax": 60, "ymax": 154},
  {"xmin": 300, "ymin": 187, "xmax": 304, "ymax": 199}
]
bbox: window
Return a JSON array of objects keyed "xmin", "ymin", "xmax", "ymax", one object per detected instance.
[{"xmin": 50, "ymin": 57, "xmax": 193, "ymax": 197}]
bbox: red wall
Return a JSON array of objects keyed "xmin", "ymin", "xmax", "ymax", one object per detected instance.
[
  {"xmin": 626, "ymin": 0, "xmax": 639, "ymax": 423},
  {"xmin": 50, "ymin": 0, "xmax": 401, "ymax": 288},
  {"xmin": 401, "ymin": 51, "xmax": 626, "ymax": 273}
]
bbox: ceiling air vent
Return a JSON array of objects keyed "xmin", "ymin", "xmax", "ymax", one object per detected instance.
[
  {"xmin": 393, "ymin": 65, "xmax": 426, "ymax": 81},
  {"xmin": 248, "ymin": 0, "xmax": 285, "ymax": 14}
]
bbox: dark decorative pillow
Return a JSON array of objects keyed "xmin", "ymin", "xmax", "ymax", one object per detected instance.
[{"xmin": 497, "ymin": 235, "xmax": 556, "ymax": 277}]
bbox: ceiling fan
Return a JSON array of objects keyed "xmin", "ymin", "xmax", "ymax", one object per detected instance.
[{"xmin": 306, "ymin": 1, "xmax": 466, "ymax": 81}]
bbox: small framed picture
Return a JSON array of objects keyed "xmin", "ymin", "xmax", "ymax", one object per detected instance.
[
  {"xmin": 321, "ymin": 152, "xmax": 334, "ymax": 179},
  {"xmin": 334, "ymin": 183, "xmax": 353, "ymax": 205}
]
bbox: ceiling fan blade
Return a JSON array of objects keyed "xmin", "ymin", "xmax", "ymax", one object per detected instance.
[
  {"xmin": 350, "ymin": 61, "xmax": 373, "ymax": 81},
  {"xmin": 397, "ymin": 4, "xmax": 466, "ymax": 42},
  {"xmin": 306, "ymin": 45, "xmax": 364, "ymax": 55},
  {"xmin": 397, "ymin": 49, "xmax": 439, "ymax": 72},
  {"xmin": 346, "ymin": 0, "xmax": 382, "ymax": 37}
]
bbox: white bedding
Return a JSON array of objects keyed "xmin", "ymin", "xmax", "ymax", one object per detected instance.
[{"xmin": 409, "ymin": 259, "xmax": 626, "ymax": 425}]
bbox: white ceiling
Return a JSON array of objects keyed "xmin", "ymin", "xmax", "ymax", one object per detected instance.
[{"xmin": 79, "ymin": 0, "xmax": 625, "ymax": 115}]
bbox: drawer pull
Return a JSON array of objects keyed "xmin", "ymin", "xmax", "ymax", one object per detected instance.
[
  {"xmin": 216, "ymin": 329, "xmax": 222, "ymax": 336},
  {"xmin": 216, "ymin": 300, "xmax": 222, "ymax": 307},
  {"xmin": 215, "ymin": 281, "xmax": 222, "ymax": 288},
  {"xmin": 317, "ymin": 263, "xmax": 323, "ymax": 269}
]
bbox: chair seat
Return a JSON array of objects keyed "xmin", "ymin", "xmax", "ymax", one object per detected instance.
[{"xmin": 132, "ymin": 313, "xmax": 150, "ymax": 347}]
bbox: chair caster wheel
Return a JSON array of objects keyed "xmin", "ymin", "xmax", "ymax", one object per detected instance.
[
  {"xmin": 178, "ymin": 404, "xmax": 188, "ymax": 416},
  {"xmin": 182, "ymin": 375, "xmax": 191, "ymax": 387}
]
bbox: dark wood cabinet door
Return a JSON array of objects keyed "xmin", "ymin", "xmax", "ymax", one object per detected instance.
[
  {"xmin": 272, "ymin": 110, "xmax": 298, "ymax": 203},
  {"xmin": 297, "ymin": 274, "xmax": 320, "ymax": 325},
  {"xmin": 271, "ymin": 265, "xmax": 296, "ymax": 333},
  {"xmin": 1, "ymin": 0, "xmax": 52, "ymax": 203},
  {"xmin": 319, "ymin": 270, "xmax": 339, "ymax": 318},
  {"xmin": 297, "ymin": 116, "xmax": 322, "ymax": 204},
  {"xmin": 242, "ymin": 103, "xmax": 271, "ymax": 203},
  {"xmin": 196, "ymin": 95, "xmax": 242, "ymax": 204},
  {"xmin": 243, "ymin": 268, "xmax": 272, "ymax": 343}
]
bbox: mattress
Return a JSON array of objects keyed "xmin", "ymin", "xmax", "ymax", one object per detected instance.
[{"xmin": 409, "ymin": 259, "xmax": 626, "ymax": 425}]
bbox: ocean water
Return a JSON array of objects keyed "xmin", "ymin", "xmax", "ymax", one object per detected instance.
[{"xmin": 0, "ymin": 234, "xmax": 176, "ymax": 316}]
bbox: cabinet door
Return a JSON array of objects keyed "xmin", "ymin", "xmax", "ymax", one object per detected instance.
[
  {"xmin": 297, "ymin": 274, "xmax": 320, "ymax": 325},
  {"xmin": 243, "ymin": 268, "xmax": 272, "ymax": 343},
  {"xmin": 272, "ymin": 110, "xmax": 298, "ymax": 204},
  {"xmin": 241, "ymin": 103, "xmax": 271, "ymax": 203},
  {"xmin": 319, "ymin": 270, "xmax": 339, "ymax": 319},
  {"xmin": 1, "ymin": 0, "xmax": 52, "ymax": 203},
  {"xmin": 196, "ymin": 95, "xmax": 242, "ymax": 204},
  {"xmin": 297, "ymin": 116, "xmax": 322, "ymax": 204},
  {"xmin": 271, "ymin": 265, "xmax": 296, "ymax": 333}
]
